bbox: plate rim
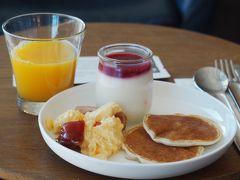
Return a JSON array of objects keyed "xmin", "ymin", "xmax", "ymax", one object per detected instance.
[{"xmin": 38, "ymin": 81, "xmax": 237, "ymax": 177}]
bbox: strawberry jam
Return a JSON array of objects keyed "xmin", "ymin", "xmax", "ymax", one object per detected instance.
[
  {"xmin": 98, "ymin": 53, "xmax": 151, "ymax": 78},
  {"xmin": 57, "ymin": 121, "xmax": 85, "ymax": 151}
]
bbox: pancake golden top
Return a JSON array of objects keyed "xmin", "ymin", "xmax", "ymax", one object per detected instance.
[
  {"xmin": 143, "ymin": 114, "xmax": 221, "ymax": 146},
  {"xmin": 123, "ymin": 126, "xmax": 203, "ymax": 163}
]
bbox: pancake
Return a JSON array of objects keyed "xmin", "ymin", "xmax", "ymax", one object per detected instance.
[
  {"xmin": 143, "ymin": 114, "xmax": 222, "ymax": 147},
  {"xmin": 122, "ymin": 125, "xmax": 204, "ymax": 163}
]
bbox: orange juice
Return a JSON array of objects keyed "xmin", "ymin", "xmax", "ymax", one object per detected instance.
[{"xmin": 11, "ymin": 41, "xmax": 77, "ymax": 102}]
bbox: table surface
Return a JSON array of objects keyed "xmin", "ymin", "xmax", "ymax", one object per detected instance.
[{"xmin": 0, "ymin": 23, "xmax": 240, "ymax": 180}]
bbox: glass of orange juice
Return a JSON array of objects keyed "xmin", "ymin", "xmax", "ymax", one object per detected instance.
[{"xmin": 2, "ymin": 13, "xmax": 85, "ymax": 115}]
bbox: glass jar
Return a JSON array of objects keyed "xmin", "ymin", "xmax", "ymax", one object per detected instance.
[{"xmin": 96, "ymin": 43, "xmax": 153, "ymax": 125}]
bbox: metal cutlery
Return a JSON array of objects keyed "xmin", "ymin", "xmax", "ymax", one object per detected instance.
[
  {"xmin": 214, "ymin": 59, "xmax": 240, "ymax": 110},
  {"xmin": 194, "ymin": 66, "xmax": 240, "ymax": 151}
]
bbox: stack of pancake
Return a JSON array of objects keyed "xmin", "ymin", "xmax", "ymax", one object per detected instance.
[{"xmin": 122, "ymin": 114, "xmax": 222, "ymax": 163}]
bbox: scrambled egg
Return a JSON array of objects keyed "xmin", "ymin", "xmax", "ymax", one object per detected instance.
[
  {"xmin": 46, "ymin": 102, "xmax": 125, "ymax": 160},
  {"xmin": 93, "ymin": 102, "xmax": 123, "ymax": 122},
  {"xmin": 81, "ymin": 102, "xmax": 124, "ymax": 159},
  {"xmin": 46, "ymin": 109, "xmax": 84, "ymax": 134}
]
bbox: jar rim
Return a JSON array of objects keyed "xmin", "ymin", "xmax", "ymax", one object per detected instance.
[{"xmin": 98, "ymin": 43, "xmax": 153, "ymax": 64}]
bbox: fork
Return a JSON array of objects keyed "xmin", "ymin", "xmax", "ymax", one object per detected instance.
[{"xmin": 214, "ymin": 59, "xmax": 240, "ymax": 109}]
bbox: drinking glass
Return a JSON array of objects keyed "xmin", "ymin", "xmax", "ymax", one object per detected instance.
[{"xmin": 2, "ymin": 13, "xmax": 86, "ymax": 115}]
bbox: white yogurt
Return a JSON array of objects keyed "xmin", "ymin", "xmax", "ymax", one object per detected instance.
[{"xmin": 96, "ymin": 69, "xmax": 152, "ymax": 124}]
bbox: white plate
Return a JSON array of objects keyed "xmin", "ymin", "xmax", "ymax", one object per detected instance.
[{"xmin": 38, "ymin": 81, "xmax": 237, "ymax": 179}]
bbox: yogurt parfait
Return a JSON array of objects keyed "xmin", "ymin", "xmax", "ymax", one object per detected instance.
[{"xmin": 96, "ymin": 43, "xmax": 153, "ymax": 125}]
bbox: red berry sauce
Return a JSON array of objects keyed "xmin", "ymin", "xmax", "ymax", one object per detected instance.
[
  {"xmin": 57, "ymin": 121, "xmax": 85, "ymax": 151},
  {"xmin": 98, "ymin": 53, "xmax": 151, "ymax": 78}
]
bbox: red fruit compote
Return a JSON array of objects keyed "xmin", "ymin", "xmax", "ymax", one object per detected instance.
[{"xmin": 96, "ymin": 43, "xmax": 153, "ymax": 125}]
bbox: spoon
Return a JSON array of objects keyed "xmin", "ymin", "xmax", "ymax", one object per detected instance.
[
  {"xmin": 193, "ymin": 66, "xmax": 240, "ymax": 151},
  {"xmin": 193, "ymin": 67, "xmax": 228, "ymax": 102}
]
